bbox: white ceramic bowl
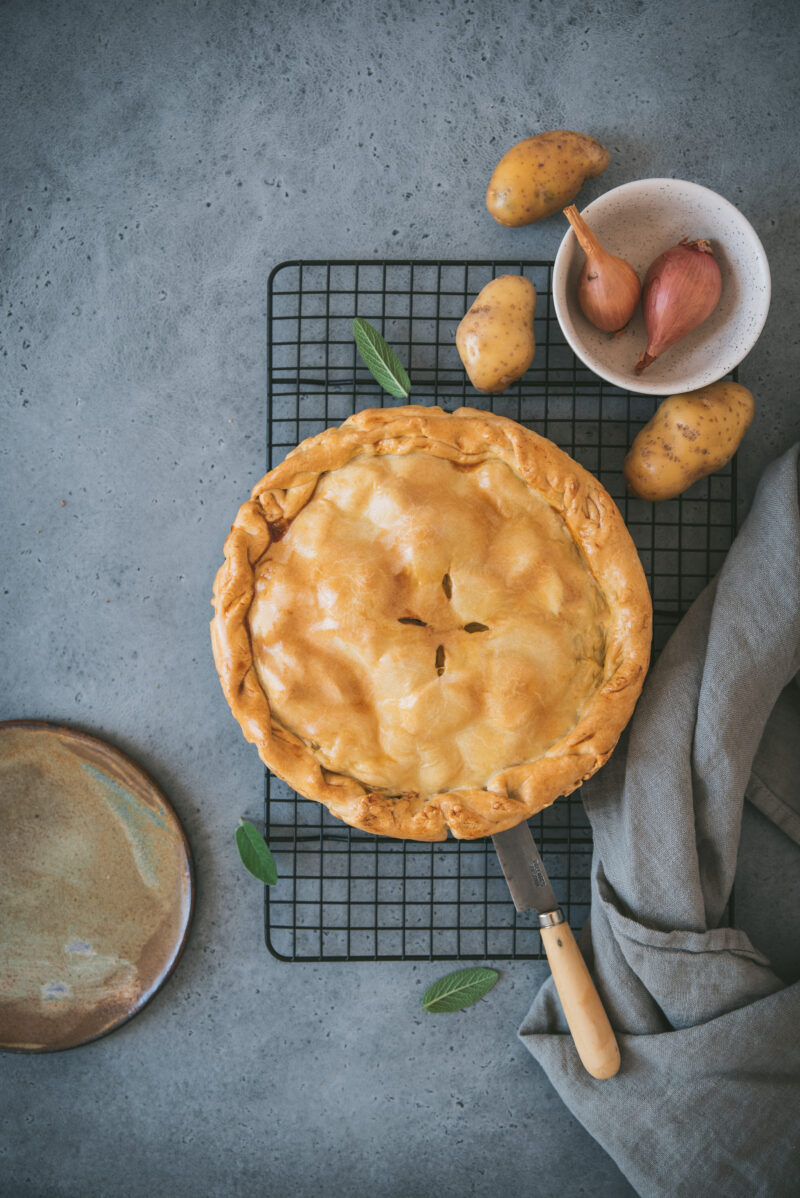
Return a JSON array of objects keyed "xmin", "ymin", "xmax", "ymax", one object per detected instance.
[{"xmin": 552, "ymin": 178, "xmax": 771, "ymax": 395}]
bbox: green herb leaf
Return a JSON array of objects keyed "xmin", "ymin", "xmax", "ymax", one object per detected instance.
[
  {"xmin": 352, "ymin": 317, "xmax": 411, "ymax": 398},
  {"xmin": 422, "ymin": 967, "xmax": 499, "ymax": 1013},
  {"xmin": 235, "ymin": 819, "xmax": 278, "ymax": 885}
]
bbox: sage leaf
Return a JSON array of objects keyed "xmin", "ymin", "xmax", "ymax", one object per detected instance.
[
  {"xmin": 352, "ymin": 317, "xmax": 411, "ymax": 398},
  {"xmin": 422, "ymin": 967, "xmax": 499, "ymax": 1013},
  {"xmin": 236, "ymin": 818, "xmax": 278, "ymax": 885}
]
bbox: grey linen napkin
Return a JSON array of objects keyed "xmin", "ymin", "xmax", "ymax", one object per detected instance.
[{"xmin": 519, "ymin": 443, "xmax": 800, "ymax": 1197}]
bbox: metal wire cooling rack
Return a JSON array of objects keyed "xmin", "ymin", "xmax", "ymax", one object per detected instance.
[{"xmin": 264, "ymin": 259, "xmax": 738, "ymax": 962}]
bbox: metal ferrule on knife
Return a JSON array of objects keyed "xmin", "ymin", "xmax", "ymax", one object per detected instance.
[{"xmin": 538, "ymin": 908, "xmax": 566, "ymax": 928}]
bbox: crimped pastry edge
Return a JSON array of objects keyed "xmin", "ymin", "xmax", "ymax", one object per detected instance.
[{"xmin": 211, "ymin": 405, "xmax": 652, "ymax": 841}]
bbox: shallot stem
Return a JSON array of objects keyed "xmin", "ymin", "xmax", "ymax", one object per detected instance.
[{"xmin": 563, "ymin": 204, "xmax": 603, "ymax": 258}]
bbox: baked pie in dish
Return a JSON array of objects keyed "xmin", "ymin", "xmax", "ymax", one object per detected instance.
[{"xmin": 212, "ymin": 406, "xmax": 651, "ymax": 841}]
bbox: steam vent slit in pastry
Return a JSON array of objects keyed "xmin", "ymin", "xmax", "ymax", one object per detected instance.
[{"xmin": 212, "ymin": 406, "xmax": 652, "ymax": 841}]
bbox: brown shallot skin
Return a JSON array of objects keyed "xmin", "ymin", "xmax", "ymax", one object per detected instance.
[
  {"xmin": 635, "ymin": 238, "xmax": 722, "ymax": 374},
  {"xmin": 563, "ymin": 204, "xmax": 641, "ymax": 333}
]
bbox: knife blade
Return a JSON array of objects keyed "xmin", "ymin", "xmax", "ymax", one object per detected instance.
[
  {"xmin": 492, "ymin": 820, "xmax": 621, "ymax": 1080},
  {"xmin": 492, "ymin": 820, "xmax": 560, "ymax": 916}
]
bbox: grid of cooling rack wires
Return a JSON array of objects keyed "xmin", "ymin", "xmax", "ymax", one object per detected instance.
[{"xmin": 263, "ymin": 259, "xmax": 737, "ymax": 962}]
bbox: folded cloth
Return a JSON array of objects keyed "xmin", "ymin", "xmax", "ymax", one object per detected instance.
[{"xmin": 520, "ymin": 444, "xmax": 800, "ymax": 1198}]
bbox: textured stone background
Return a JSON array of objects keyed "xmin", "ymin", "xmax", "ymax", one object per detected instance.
[{"xmin": 2, "ymin": 1, "xmax": 799, "ymax": 1195}]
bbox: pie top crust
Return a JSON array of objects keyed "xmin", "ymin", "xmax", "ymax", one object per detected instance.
[{"xmin": 211, "ymin": 406, "xmax": 652, "ymax": 841}]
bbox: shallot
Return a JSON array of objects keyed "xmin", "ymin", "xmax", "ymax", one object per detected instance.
[
  {"xmin": 563, "ymin": 205, "xmax": 641, "ymax": 332},
  {"xmin": 635, "ymin": 238, "xmax": 722, "ymax": 374}
]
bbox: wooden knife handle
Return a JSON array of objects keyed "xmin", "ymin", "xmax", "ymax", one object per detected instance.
[{"xmin": 540, "ymin": 919, "xmax": 621, "ymax": 1080}]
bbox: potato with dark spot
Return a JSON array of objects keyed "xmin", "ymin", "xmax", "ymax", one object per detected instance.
[
  {"xmin": 486, "ymin": 131, "xmax": 610, "ymax": 227},
  {"xmin": 456, "ymin": 275, "xmax": 536, "ymax": 393},
  {"xmin": 623, "ymin": 382, "xmax": 755, "ymax": 501}
]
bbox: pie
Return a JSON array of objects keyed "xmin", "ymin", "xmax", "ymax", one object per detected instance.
[{"xmin": 211, "ymin": 406, "xmax": 652, "ymax": 840}]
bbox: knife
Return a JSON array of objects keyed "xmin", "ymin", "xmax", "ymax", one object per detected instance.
[{"xmin": 492, "ymin": 821, "xmax": 620, "ymax": 1080}]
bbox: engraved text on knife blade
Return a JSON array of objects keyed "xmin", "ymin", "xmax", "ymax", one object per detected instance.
[{"xmin": 529, "ymin": 857, "xmax": 548, "ymax": 888}]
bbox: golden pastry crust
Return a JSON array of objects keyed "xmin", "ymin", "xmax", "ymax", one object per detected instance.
[{"xmin": 211, "ymin": 406, "xmax": 652, "ymax": 840}]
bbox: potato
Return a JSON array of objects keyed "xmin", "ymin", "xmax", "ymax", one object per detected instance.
[
  {"xmin": 486, "ymin": 131, "xmax": 609, "ymax": 227},
  {"xmin": 456, "ymin": 275, "xmax": 536, "ymax": 393},
  {"xmin": 623, "ymin": 381, "xmax": 755, "ymax": 501}
]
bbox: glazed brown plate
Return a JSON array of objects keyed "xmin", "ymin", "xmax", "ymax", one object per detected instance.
[{"xmin": 0, "ymin": 721, "xmax": 194, "ymax": 1052}]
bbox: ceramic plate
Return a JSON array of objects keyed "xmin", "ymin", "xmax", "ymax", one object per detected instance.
[
  {"xmin": 552, "ymin": 178, "xmax": 771, "ymax": 395},
  {"xmin": 0, "ymin": 721, "xmax": 194, "ymax": 1052}
]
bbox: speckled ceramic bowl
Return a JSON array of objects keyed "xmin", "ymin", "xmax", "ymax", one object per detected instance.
[{"xmin": 552, "ymin": 178, "xmax": 771, "ymax": 395}]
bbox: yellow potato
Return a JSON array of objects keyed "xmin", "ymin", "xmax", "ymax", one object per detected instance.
[
  {"xmin": 486, "ymin": 131, "xmax": 609, "ymax": 227},
  {"xmin": 623, "ymin": 381, "xmax": 755, "ymax": 501},
  {"xmin": 456, "ymin": 275, "xmax": 536, "ymax": 393}
]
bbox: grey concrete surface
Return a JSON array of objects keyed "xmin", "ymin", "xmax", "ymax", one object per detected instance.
[{"xmin": 2, "ymin": 1, "xmax": 799, "ymax": 1195}]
